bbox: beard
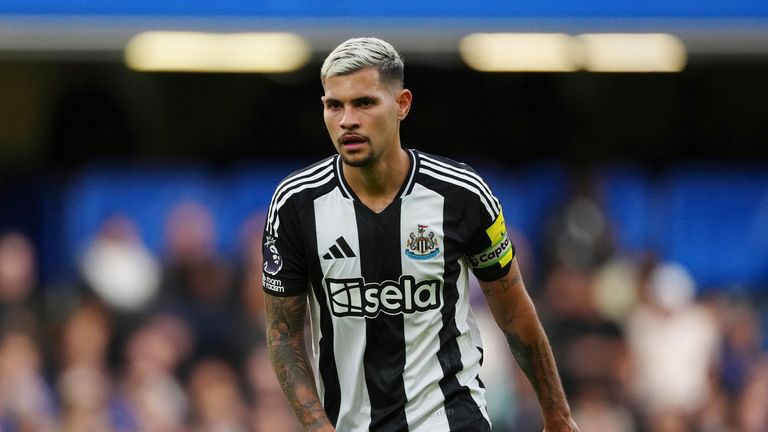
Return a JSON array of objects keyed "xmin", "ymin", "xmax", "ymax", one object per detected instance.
[
  {"xmin": 338, "ymin": 143, "xmax": 376, "ymax": 168},
  {"xmin": 340, "ymin": 152, "xmax": 375, "ymax": 168}
]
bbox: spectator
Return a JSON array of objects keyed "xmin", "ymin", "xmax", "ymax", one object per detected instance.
[
  {"xmin": 57, "ymin": 366, "xmax": 124, "ymax": 432},
  {"xmin": 626, "ymin": 262, "xmax": 721, "ymax": 418},
  {"xmin": 80, "ymin": 215, "xmax": 161, "ymax": 314},
  {"xmin": 236, "ymin": 212, "xmax": 269, "ymax": 344},
  {"xmin": 160, "ymin": 201, "xmax": 244, "ymax": 364},
  {"xmin": 542, "ymin": 264, "xmax": 627, "ymax": 399},
  {"xmin": 55, "ymin": 301, "xmax": 136, "ymax": 431},
  {"xmin": 245, "ymin": 346, "xmax": 300, "ymax": 432},
  {"xmin": 718, "ymin": 297, "xmax": 765, "ymax": 398},
  {"xmin": 57, "ymin": 300, "xmax": 111, "ymax": 373},
  {"xmin": 735, "ymin": 358, "xmax": 768, "ymax": 432},
  {"xmin": 543, "ymin": 173, "xmax": 613, "ymax": 272},
  {"xmin": 571, "ymin": 382, "xmax": 636, "ymax": 432},
  {"xmin": 186, "ymin": 358, "xmax": 248, "ymax": 431},
  {"xmin": 0, "ymin": 231, "xmax": 40, "ymax": 334},
  {"xmin": 117, "ymin": 313, "xmax": 191, "ymax": 431},
  {"xmin": 0, "ymin": 329, "xmax": 56, "ymax": 431}
]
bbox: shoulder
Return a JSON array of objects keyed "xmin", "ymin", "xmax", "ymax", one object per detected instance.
[
  {"xmin": 277, "ymin": 155, "xmax": 337, "ymax": 191},
  {"xmin": 412, "ymin": 150, "xmax": 501, "ymax": 218},
  {"xmin": 268, "ymin": 155, "xmax": 338, "ymax": 205},
  {"xmin": 414, "ymin": 149, "xmax": 479, "ymax": 174},
  {"xmin": 265, "ymin": 155, "xmax": 339, "ymax": 232}
]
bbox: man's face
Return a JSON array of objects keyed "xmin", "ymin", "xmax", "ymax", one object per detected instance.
[{"xmin": 322, "ymin": 67, "xmax": 410, "ymax": 168}]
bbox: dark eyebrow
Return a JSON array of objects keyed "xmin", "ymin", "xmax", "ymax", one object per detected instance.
[
  {"xmin": 323, "ymin": 96, "xmax": 377, "ymax": 107},
  {"xmin": 352, "ymin": 96, "xmax": 377, "ymax": 105}
]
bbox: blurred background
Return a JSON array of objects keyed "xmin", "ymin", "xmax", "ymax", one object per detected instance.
[{"xmin": 1, "ymin": 1, "xmax": 767, "ymax": 431}]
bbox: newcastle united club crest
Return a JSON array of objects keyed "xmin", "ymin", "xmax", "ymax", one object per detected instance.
[{"xmin": 405, "ymin": 225, "xmax": 440, "ymax": 260}]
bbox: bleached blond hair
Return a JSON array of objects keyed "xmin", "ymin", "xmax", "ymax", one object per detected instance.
[{"xmin": 320, "ymin": 37, "xmax": 404, "ymax": 88}]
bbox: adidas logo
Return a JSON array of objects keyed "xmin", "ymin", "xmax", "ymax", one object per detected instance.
[{"xmin": 323, "ymin": 236, "xmax": 356, "ymax": 260}]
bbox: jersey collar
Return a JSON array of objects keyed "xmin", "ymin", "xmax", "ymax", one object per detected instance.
[{"xmin": 335, "ymin": 148, "xmax": 418, "ymax": 202}]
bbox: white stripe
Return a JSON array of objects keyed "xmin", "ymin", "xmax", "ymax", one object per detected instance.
[
  {"xmin": 334, "ymin": 156, "xmax": 353, "ymax": 199},
  {"xmin": 420, "ymin": 167, "xmax": 497, "ymax": 219},
  {"xmin": 308, "ymin": 285, "xmax": 325, "ymax": 396},
  {"xmin": 400, "ymin": 184, "xmax": 452, "ymax": 432},
  {"xmin": 453, "ymin": 262, "xmax": 490, "ymax": 425},
  {"xmin": 419, "ymin": 154, "xmax": 497, "ymax": 203},
  {"xmin": 420, "ymin": 156, "xmax": 501, "ymax": 215},
  {"xmin": 269, "ymin": 172, "xmax": 335, "ymax": 235},
  {"xmin": 266, "ymin": 164, "xmax": 335, "ymax": 235},
  {"xmin": 313, "ymin": 189, "xmax": 372, "ymax": 430},
  {"xmin": 401, "ymin": 149, "xmax": 418, "ymax": 197}
]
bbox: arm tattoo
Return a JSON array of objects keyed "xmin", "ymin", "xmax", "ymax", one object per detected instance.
[
  {"xmin": 481, "ymin": 272, "xmax": 520, "ymax": 297},
  {"xmin": 266, "ymin": 295, "xmax": 329, "ymax": 430},
  {"xmin": 505, "ymin": 332, "xmax": 560, "ymax": 412},
  {"xmin": 484, "ymin": 265, "xmax": 577, "ymax": 428}
]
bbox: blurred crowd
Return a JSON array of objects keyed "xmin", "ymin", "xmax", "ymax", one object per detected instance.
[
  {"xmin": 0, "ymin": 182, "xmax": 767, "ymax": 431},
  {"xmin": 0, "ymin": 201, "xmax": 299, "ymax": 431},
  {"xmin": 477, "ymin": 184, "xmax": 768, "ymax": 432}
]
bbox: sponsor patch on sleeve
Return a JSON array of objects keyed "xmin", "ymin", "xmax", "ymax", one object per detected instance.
[
  {"xmin": 468, "ymin": 212, "xmax": 515, "ymax": 269},
  {"xmin": 262, "ymin": 274, "xmax": 285, "ymax": 293}
]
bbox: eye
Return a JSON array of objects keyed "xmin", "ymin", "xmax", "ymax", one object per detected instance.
[
  {"xmin": 325, "ymin": 100, "xmax": 342, "ymax": 110},
  {"xmin": 356, "ymin": 97, "xmax": 376, "ymax": 108}
]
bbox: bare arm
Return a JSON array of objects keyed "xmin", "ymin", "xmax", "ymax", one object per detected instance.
[
  {"xmin": 478, "ymin": 258, "xmax": 579, "ymax": 432},
  {"xmin": 265, "ymin": 293, "xmax": 335, "ymax": 432}
]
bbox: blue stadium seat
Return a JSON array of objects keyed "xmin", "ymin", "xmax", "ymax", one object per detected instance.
[
  {"xmin": 599, "ymin": 166, "xmax": 654, "ymax": 254},
  {"xmin": 656, "ymin": 166, "xmax": 768, "ymax": 291},
  {"xmin": 64, "ymin": 165, "xmax": 213, "ymax": 264}
]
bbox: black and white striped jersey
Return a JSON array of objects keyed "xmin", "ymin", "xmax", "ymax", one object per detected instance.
[{"xmin": 262, "ymin": 148, "xmax": 515, "ymax": 432}]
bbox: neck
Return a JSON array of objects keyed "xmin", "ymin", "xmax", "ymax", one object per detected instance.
[{"xmin": 343, "ymin": 146, "xmax": 410, "ymax": 213}]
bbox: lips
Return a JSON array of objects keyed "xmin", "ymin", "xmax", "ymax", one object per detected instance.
[{"xmin": 339, "ymin": 134, "xmax": 367, "ymax": 146}]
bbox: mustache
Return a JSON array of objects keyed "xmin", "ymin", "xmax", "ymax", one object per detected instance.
[{"xmin": 338, "ymin": 133, "xmax": 369, "ymax": 144}]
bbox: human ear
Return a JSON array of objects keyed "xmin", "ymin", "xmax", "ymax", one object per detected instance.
[{"xmin": 396, "ymin": 89, "xmax": 413, "ymax": 120}]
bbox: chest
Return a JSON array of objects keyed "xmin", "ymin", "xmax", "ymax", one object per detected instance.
[{"xmin": 305, "ymin": 185, "xmax": 464, "ymax": 283}]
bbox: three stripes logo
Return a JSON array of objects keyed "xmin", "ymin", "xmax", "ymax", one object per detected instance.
[{"xmin": 323, "ymin": 236, "xmax": 356, "ymax": 260}]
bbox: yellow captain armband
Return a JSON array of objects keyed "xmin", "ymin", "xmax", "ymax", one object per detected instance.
[{"xmin": 468, "ymin": 212, "xmax": 515, "ymax": 269}]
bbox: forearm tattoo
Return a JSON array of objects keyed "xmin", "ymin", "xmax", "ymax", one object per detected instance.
[
  {"xmin": 505, "ymin": 331, "xmax": 562, "ymax": 413},
  {"xmin": 266, "ymin": 295, "xmax": 329, "ymax": 430}
]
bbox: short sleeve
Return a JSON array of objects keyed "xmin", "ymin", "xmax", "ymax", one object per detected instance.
[
  {"xmin": 462, "ymin": 175, "xmax": 515, "ymax": 282},
  {"xmin": 261, "ymin": 195, "xmax": 308, "ymax": 297}
]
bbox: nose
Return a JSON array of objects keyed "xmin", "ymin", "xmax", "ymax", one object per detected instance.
[{"xmin": 339, "ymin": 107, "xmax": 359, "ymax": 130}]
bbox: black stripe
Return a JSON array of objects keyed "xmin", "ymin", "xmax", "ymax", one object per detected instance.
[
  {"xmin": 266, "ymin": 157, "xmax": 336, "ymax": 231},
  {"xmin": 476, "ymin": 374, "xmax": 486, "ymax": 389},
  {"xmin": 336, "ymin": 236, "xmax": 356, "ymax": 257},
  {"xmin": 329, "ymin": 244, "xmax": 344, "ymax": 259},
  {"xmin": 305, "ymin": 203, "xmax": 342, "ymax": 425},
  {"xmin": 357, "ymin": 201, "xmax": 409, "ymax": 432},
  {"xmin": 267, "ymin": 171, "xmax": 336, "ymax": 235},
  {"xmin": 419, "ymin": 165, "xmax": 499, "ymax": 219},
  {"xmin": 436, "ymin": 202, "xmax": 485, "ymax": 430},
  {"xmin": 419, "ymin": 153, "xmax": 496, "ymax": 203},
  {"xmin": 476, "ymin": 346, "xmax": 486, "ymax": 389}
]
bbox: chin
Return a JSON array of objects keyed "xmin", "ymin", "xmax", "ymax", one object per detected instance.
[{"xmin": 341, "ymin": 154, "xmax": 375, "ymax": 168}]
